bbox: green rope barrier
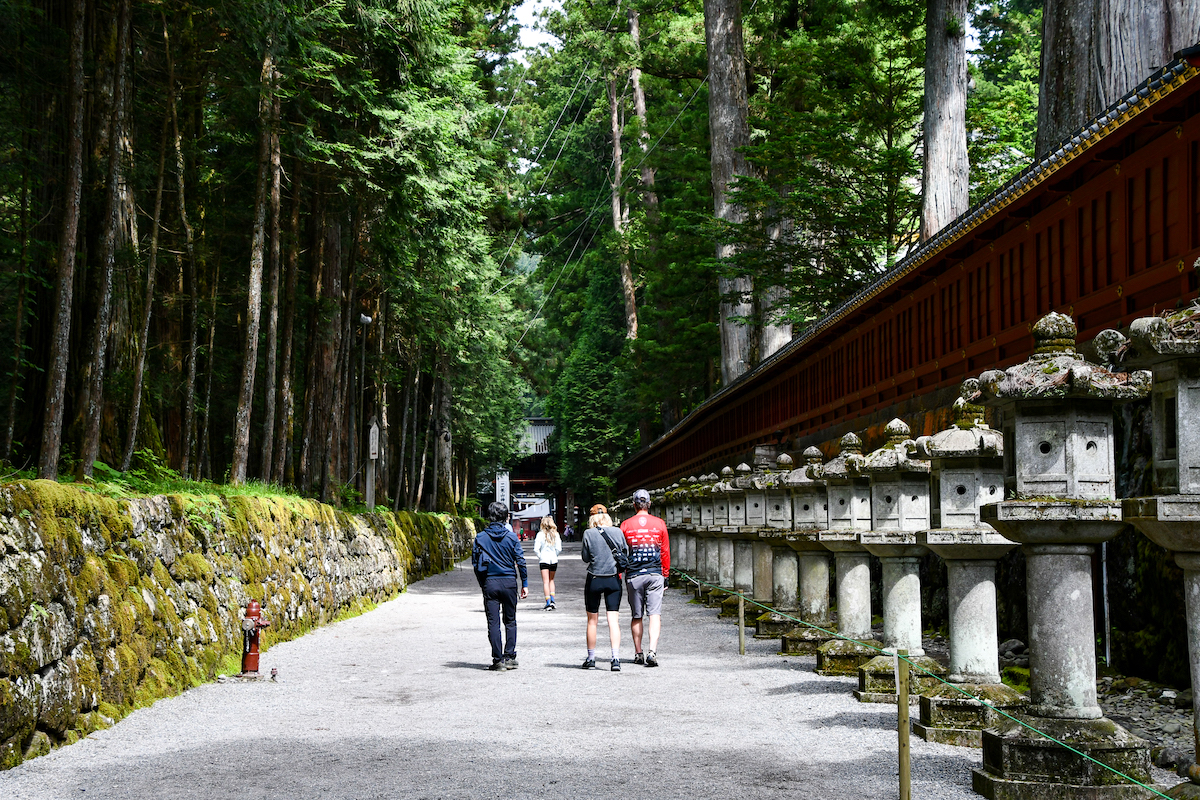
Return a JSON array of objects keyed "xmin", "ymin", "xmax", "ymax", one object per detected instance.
[{"xmin": 678, "ymin": 570, "xmax": 1174, "ymax": 799}]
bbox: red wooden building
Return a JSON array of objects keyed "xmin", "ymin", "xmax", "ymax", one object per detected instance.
[{"xmin": 616, "ymin": 46, "xmax": 1200, "ymax": 494}]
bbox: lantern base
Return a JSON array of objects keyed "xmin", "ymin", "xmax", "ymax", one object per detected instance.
[
  {"xmin": 913, "ymin": 682, "xmax": 1027, "ymax": 747},
  {"xmin": 776, "ymin": 622, "xmax": 836, "ymax": 653},
  {"xmin": 815, "ymin": 637, "xmax": 883, "ymax": 676},
  {"xmin": 972, "ymin": 715, "xmax": 1153, "ymax": 799},
  {"xmin": 854, "ymin": 653, "xmax": 946, "ymax": 703}
]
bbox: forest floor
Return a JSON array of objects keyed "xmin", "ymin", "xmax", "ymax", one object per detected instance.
[{"xmin": 0, "ymin": 542, "xmax": 1179, "ymax": 799}]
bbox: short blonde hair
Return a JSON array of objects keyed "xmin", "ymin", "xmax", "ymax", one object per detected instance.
[{"xmin": 588, "ymin": 512, "xmax": 613, "ymax": 529}]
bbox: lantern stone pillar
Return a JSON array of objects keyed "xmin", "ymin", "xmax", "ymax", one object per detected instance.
[
  {"xmin": 814, "ymin": 434, "xmax": 883, "ymax": 675},
  {"xmin": 770, "ymin": 447, "xmax": 835, "ymax": 651},
  {"xmin": 746, "ymin": 461, "xmax": 778, "ymax": 613},
  {"xmin": 856, "ymin": 419, "xmax": 946, "ymax": 703},
  {"xmin": 705, "ymin": 468, "xmax": 737, "ymax": 606},
  {"xmin": 970, "ymin": 312, "xmax": 1153, "ymax": 800},
  {"xmin": 909, "ymin": 389, "xmax": 1026, "ymax": 746},
  {"xmin": 1115, "ymin": 311, "xmax": 1200, "ymax": 800},
  {"xmin": 753, "ymin": 453, "xmax": 800, "ymax": 637},
  {"xmin": 718, "ymin": 464, "xmax": 756, "ymax": 618}
]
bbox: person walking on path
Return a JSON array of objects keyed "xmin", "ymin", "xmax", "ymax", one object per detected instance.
[
  {"xmin": 581, "ymin": 504, "xmax": 628, "ymax": 671},
  {"xmin": 472, "ymin": 501, "xmax": 528, "ymax": 670},
  {"xmin": 621, "ymin": 488, "xmax": 670, "ymax": 667},
  {"xmin": 533, "ymin": 515, "xmax": 562, "ymax": 610}
]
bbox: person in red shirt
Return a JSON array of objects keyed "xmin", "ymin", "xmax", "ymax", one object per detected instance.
[{"xmin": 620, "ymin": 488, "xmax": 670, "ymax": 667}]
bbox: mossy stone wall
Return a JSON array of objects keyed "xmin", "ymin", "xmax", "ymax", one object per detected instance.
[{"xmin": 0, "ymin": 480, "xmax": 476, "ymax": 770}]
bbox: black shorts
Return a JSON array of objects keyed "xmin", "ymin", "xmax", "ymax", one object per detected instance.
[
  {"xmin": 538, "ymin": 562, "xmax": 557, "ymax": 573},
  {"xmin": 584, "ymin": 574, "xmax": 623, "ymax": 613}
]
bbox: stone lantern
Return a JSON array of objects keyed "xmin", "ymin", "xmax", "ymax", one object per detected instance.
[
  {"xmin": 712, "ymin": 466, "xmax": 734, "ymax": 529},
  {"xmin": 698, "ymin": 472, "xmax": 717, "ymax": 529},
  {"xmin": 728, "ymin": 463, "xmax": 752, "ymax": 528},
  {"xmin": 1118, "ymin": 308, "xmax": 1200, "ymax": 799},
  {"xmin": 814, "ymin": 433, "xmax": 883, "ymax": 675},
  {"xmin": 755, "ymin": 454, "xmax": 800, "ymax": 639},
  {"xmin": 765, "ymin": 453, "xmax": 794, "ymax": 531},
  {"xmin": 706, "ymin": 467, "xmax": 737, "ymax": 600},
  {"xmin": 856, "ymin": 419, "xmax": 945, "ymax": 703},
  {"xmin": 690, "ymin": 474, "xmax": 718, "ymax": 599},
  {"xmin": 668, "ymin": 482, "xmax": 696, "ymax": 579},
  {"xmin": 747, "ymin": 457, "xmax": 787, "ymax": 619},
  {"xmin": 662, "ymin": 486, "xmax": 677, "ymax": 528},
  {"xmin": 682, "ymin": 478, "xmax": 697, "ymax": 530},
  {"xmin": 745, "ymin": 463, "xmax": 769, "ymax": 530},
  {"xmin": 715, "ymin": 464, "xmax": 756, "ymax": 619},
  {"xmin": 911, "ymin": 387, "xmax": 1025, "ymax": 747},
  {"xmin": 774, "ymin": 447, "xmax": 836, "ymax": 654},
  {"xmin": 970, "ymin": 312, "xmax": 1153, "ymax": 800}
]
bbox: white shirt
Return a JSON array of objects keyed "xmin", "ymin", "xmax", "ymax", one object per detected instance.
[{"xmin": 533, "ymin": 531, "xmax": 562, "ymax": 565}]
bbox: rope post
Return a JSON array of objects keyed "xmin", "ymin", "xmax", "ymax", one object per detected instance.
[
  {"xmin": 738, "ymin": 593, "xmax": 746, "ymax": 655},
  {"xmin": 898, "ymin": 648, "xmax": 911, "ymax": 800}
]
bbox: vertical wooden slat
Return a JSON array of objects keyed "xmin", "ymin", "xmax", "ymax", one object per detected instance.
[{"xmin": 1059, "ymin": 218, "xmax": 1069, "ymax": 306}]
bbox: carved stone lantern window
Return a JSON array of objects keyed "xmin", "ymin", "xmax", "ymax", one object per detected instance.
[
  {"xmin": 765, "ymin": 453, "xmax": 794, "ymax": 530},
  {"xmin": 787, "ymin": 447, "xmax": 829, "ymax": 531},
  {"xmin": 819, "ymin": 434, "xmax": 871, "ymax": 532},
  {"xmin": 739, "ymin": 462, "xmax": 768, "ymax": 532},
  {"xmin": 712, "ymin": 467, "xmax": 734, "ymax": 528},
  {"xmin": 863, "ymin": 418, "xmax": 930, "ymax": 533},
  {"xmin": 699, "ymin": 473, "xmax": 717, "ymax": 529}
]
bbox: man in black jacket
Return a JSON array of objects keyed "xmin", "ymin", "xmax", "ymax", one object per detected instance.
[{"xmin": 472, "ymin": 501, "xmax": 529, "ymax": 670}]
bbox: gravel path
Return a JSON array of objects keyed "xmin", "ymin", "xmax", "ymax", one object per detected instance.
[{"xmin": 1, "ymin": 541, "xmax": 989, "ymax": 799}]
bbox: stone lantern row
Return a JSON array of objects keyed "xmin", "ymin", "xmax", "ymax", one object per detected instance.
[{"xmin": 610, "ymin": 308, "xmax": 1200, "ymax": 800}]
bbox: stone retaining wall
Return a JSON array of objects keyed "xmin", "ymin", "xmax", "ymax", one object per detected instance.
[{"xmin": 0, "ymin": 480, "xmax": 477, "ymax": 769}]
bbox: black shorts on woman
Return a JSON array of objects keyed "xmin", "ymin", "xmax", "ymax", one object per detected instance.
[{"xmin": 584, "ymin": 574, "xmax": 622, "ymax": 613}]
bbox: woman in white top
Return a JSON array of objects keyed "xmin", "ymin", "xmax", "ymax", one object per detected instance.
[{"xmin": 533, "ymin": 516, "xmax": 562, "ymax": 610}]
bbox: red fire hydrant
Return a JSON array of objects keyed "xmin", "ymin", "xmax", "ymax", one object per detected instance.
[{"xmin": 240, "ymin": 600, "xmax": 271, "ymax": 675}]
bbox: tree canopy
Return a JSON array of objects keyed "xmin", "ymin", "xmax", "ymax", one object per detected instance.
[{"xmin": 0, "ymin": 0, "xmax": 1050, "ymax": 515}]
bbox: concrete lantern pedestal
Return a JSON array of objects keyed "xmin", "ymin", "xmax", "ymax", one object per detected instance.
[
  {"xmin": 856, "ymin": 537, "xmax": 946, "ymax": 702},
  {"xmin": 1112, "ymin": 309, "xmax": 1200, "ymax": 799},
  {"xmin": 776, "ymin": 447, "xmax": 836, "ymax": 652},
  {"xmin": 716, "ymin": 537, "xmax": 735, "ymax": 591},
  {"xmin": 907, "ymin": 392, "xmax": 1027, "ymax": 745},
  {"xmin": 812, "ymin": 434, "xmax": 882, "ymax": 676},
  {"xmin": 752, "ymin": 540, "xmax": 774, "ymax": 606},
  {"xmin": 816, "ymin": 534, "xmax": 880, "ymax": 674},
  {"xmin": 969, "ymin": 312, "xmax": 1152, "ymax": 800},
  {"xmin": 757, "ymin": 536, "xmax": 800, "ymax": 639},
  {"xmin": 855, "ymin": 420, "xmax": 945, "ymax": 703},
  {"xmin": 776, "ymin": 536, "xmax": 836, "ymax": 652},
  {"xmin": 719, "ymin": 539, "xmax": 755, "ymax": 619}
]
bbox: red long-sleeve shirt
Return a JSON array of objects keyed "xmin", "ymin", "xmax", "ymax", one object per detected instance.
[{"xmin": 620, "ymin": 512, "xmax": 670, "ymax": 578}]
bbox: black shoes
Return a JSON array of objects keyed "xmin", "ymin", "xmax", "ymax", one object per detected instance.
[
  {"xmin": 582, "ymin": 658, "xmax": 596, "ymax": 669},
  {"xmin": 646, "ymin": 651, "xmax": 658, "ymax": 667},
  {"xmin": 633, "ymin": 652, "xmax": 645, "ymax": 665},
  {"xmin": 611, "ymin": 658, "xmax": 621, "ymax": 672},
  {"xmin": 490, "ymin": 660, "xmax": 506, "ymax": 671}
]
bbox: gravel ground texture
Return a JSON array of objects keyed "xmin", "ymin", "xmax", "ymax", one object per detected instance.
[{"xmin": 0, "ymin": 541, "xmax": 1180, "ymax": 799}]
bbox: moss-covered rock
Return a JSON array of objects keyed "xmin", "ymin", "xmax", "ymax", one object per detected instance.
[{"xmin": 0, "ymin": 480, "xmax": 474, "ymax": 770}]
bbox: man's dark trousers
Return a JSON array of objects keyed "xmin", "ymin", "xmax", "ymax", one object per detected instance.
[{"xmin": 482, "ymin": 576, "xmax": 519, "ymax": 661}]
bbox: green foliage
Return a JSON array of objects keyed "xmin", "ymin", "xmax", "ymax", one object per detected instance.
[
  {"xmin": 544, "ymin": 257, "xmax": 635, "ymax": 503},
  {"xmin": 967, "ymin": 0, "xmax": 1041, "ymax": 202},
  {"xmin": 725, "ymin": 0, "xmax": 926, "ymax": 325}
]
